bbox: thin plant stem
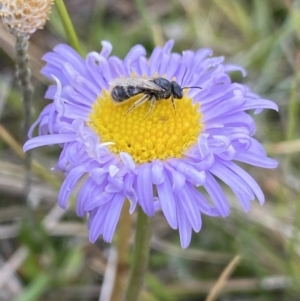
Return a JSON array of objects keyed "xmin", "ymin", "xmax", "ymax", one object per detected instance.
[
  {"xmin": 123, "ymin": 206, "xmax": 152, "ymax": 301},
  {"xmin": 54, "ymin": 0, "xmax": 83, "ymax": 55},
  {"xmin": 15, "ymin": 35, "xmax": 33, "ymax": 205},
  {"xmin": 205, "ymin": 255, "xmax": 242, "ymax": 301}
]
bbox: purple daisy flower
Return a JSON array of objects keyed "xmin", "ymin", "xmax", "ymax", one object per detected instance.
[{"xmin": 24, "ymin": 40, "xmax": 278, "ymax": 248}]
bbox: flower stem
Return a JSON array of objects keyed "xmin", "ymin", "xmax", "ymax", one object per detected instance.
[
  {"xmin": 54, "ymin": 0, "xmax": 83, "ymax": 56},
  {"xmin": 123, "ymin": 206, "xmax": 152, "ymax": 301},
  {"xmin": 15, "ymin": 35, "xmax": 33, "ymax": 203}
]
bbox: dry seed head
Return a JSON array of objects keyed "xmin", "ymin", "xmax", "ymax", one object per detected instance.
[{"xmin": 0, "ymin": 0, "xmax": 53, "ymax": 36}]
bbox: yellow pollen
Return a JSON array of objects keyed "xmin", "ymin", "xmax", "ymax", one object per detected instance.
[{"xmin": 88, "ymin": 90, "xmax": 203, "ymax": 164}]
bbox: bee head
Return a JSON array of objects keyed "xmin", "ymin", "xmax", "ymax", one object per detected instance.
[{"xmin": 171, "ymin": 81, "xmax": 183, "ymax": 99}]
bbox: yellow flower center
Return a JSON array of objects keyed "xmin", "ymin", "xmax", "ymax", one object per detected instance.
[{"xmin": 88, "ymin": 89, "xmax": 203, "ymax": 163}]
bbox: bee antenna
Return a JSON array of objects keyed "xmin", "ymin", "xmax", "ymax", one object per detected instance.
[
  {"xmin": 180, "ymin": 68, "xmax": 188, "ymax": 86},
  {"xmin": 183, "ymin": 86, "xmax": 202, "ymax": 90}
]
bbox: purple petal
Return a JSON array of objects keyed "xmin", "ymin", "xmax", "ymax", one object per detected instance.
[
  {"xmin": 23, "ymin": 134, "xmax": 77, "ymax": 152},
  {"xmin": 84, "ymin": 191, "xmax": 112, "ymax": 212},
  {"xmin": 120, "ymin": 152, "xmax": 136, "ymax": 172},
  {"xmin": 163, "ymin": 40, "xmax": 174, "ymax": 53},
  {"xmin": 151, "ymin": 161, "xmax": 165, "ymax": 185},
  {"xmin": 90, "ymin": 168, "xmax": 107, "ymax": 185},
  {"xmin": 124, "ymin": 45, "xmax": 146, "ymax": 63},
  {"xmin": 109, "ymin": 165, "xmax": 119, "ymax": 177},
  {"xmin": 100, "ymin": 41, "xmax": 113, "ymax": 58},
  {"xmin": 219, "ymin": 159, "xmax": 265, "ymax": 204},
  {"xmin": 136, "ymin": 164, "xmax": 155, "ymax": 216},
  {"xmin": 158, "ymin": 52, "xmax": 172, "ymax": 78},
  {"xmin": 54, "ymin": 44, "xmax": 85, "ymax": 68},
  {"xmin": 109, "ymin": 56, "xmax": 127, "ymax": 77},
  {"xmin": 103, "ymin": 193, "xmax": 125, "ymax": 242},
  {"xmin": 165, "ymin": 165, "xmax": 185, "ymax": 192},
  {"xmin": 242, "ymin": 99, "xmax": 278, "ymax": 112},
  {"xmin": 105, "ymin": 181, "xmax": 123, "ymax": 193},
  {"xmin": 89, "ymin": 203, "xmax": 111, "ymax": 243},
  {"xmin": 45, "ymin": 85, "xmax": 56, "ymax": 99},
  {"xmin": 28, "ymin": 104, "xmax": 53, "ymax": 138},
  {"xmin": 138, "ymin": 56, "xmax": 149, "ymax": 76},
  {"xmin": 156, "ymin": 171, "xmax": 177, "ymax": 229},
  {"xmin": 202, "ymin": 94, "xmax": 246, "ymax": 122},
  {"xmin": 58, "ymin": 166, "xmax": 87, "ymax": 209},
  {"xmin": 178, "ymin": 187, "xmax": 202, "ymax": 232},
  {"xmin": 210, "ymin": 161, "xmax": 255, "ymax": 211},
  {"xmin": 198, "ymin": 134, "xmax": 210, "ymax": 159},
  {"xmin": 188, "ymin": 185, "xmax": 220, "ymax": 216},
  {"xmin": 165, "ymin": 53, "xmax": 181, "ymax": 79},
  {"xmin": 224, "ymin": 64, "xmax": 247, "ymax": 77},
  {"xmin": 76, "ymin": 178, "xmax": 99, "ymax": 217},
  {"xmin": 234, "ymin": 152, "xmax": 278, "ymax": 168},
  {"xmin": 172, "ymin": 161, "xmax": 205, "ymax": 186},
  {"xmin": 203, "ymin": 173, "xmax": 230, "ymax": 217},
  {"xmin": 149, "ymin": 47, "xmax": 163, "ymax": 76},
  {"xmin": 210, "ymin": 161, "xmax": 254, "ymax": 200},
  {"xmin": 86, "ymin": 52, "xmax": 109, "ymax": 89},
  {"xmin": 176, "ymin": 201, "xmax": 192, "ymax": 249},
  {"xmin": 123, "ymin": 174, "xmax": 138, "ymax": 213}
]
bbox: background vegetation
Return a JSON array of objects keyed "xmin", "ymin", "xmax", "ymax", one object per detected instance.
[{"xmin": 0, "ymin": 0, "xmax": 298, "ymax": 300}]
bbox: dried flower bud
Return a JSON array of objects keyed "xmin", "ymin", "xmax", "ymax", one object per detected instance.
[{"xmin": 0, "ymin": 0, "xmax": 53, "ymax": 37}]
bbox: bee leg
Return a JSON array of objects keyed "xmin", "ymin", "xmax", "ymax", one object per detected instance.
[
  {"xmin": 144, "ymin": 97, "xmax": 156, "ymax": 119},
  {"xmin": 171, "ymin": 95, "xmax": 176, "ymax": 112},
  {"xmin": 124, "ymin": 94, "xmax": 150, "ymax": 116}
]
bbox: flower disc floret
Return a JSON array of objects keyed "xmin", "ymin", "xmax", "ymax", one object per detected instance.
[{"xmin": 89, "ymin": 90, "xmax": 202, "ymax": 163}]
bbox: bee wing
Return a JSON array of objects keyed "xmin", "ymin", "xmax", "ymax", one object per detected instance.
[{"xmin": 110, "ymin": 77, "xmax": 162, "ymax": 91}]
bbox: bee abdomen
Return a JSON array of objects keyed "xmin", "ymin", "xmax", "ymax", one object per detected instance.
[
  {"xmin": 111, "ymin": 86, "xmax": 127, "ymax": 103},
  {"xmin": 111, "ymin": 85, "xmax": 144, "ymax": 103}
]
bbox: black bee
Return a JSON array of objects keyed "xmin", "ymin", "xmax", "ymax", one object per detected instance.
[{"xmin": 110, "ymin": 76, "xmax": 201, "ymax": 117}]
